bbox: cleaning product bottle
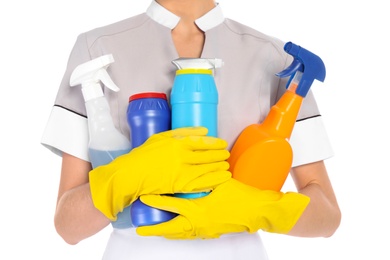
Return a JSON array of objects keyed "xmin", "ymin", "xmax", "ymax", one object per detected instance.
[
  {"xmin": 171, "ymin": 58, "xmax": 223, "ymax": 198},
  {"xmin": 69, "ymin": 54, "xmax": 133, "ymax": 228},
  {"xmin": 228, "ymin": 42, "xmax": 326, "ymax": 191},
  {"xmin": 127, "ymin": 92, "xmax": 177, "ymax": 227}
]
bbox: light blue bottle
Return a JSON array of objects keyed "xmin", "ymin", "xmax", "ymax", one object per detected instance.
[{"xmin": 171, "ymin": 58, "xmax": 223, "ymax": 199}]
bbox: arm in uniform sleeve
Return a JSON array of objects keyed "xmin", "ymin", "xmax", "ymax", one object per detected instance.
[
  {"xmin": 41, "ymin": 33, "xmax": 93, "ymax": 160},
  {"xmin": 41, "ymin": 33, "xmax": 112, "ymax": 245}
]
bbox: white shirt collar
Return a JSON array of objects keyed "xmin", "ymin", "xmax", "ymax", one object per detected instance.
[{"xmin": 146, "ymin": 1, "xmax": 224, "ymax": 31}]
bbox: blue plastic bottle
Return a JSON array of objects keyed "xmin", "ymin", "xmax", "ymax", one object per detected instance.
[
  {"xmin": 171, "ymin": 58, "xmax": 223, "ymax": 199},
  {"xmin": 127, "ymin": 92, "xmax": 177, "ymax": 227}
]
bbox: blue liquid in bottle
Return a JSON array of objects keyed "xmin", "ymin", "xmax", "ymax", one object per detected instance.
[{"xmin": 89, "ymin": 148, "xmax": 131, "ymax": 169}]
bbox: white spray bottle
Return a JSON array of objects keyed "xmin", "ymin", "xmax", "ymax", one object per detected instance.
[{"xmin": 70, "ymin": 54, "xmax": 131, "ymax": 169}]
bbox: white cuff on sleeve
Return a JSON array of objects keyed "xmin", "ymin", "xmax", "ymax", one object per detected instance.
[
  {"xmin": 41, "ymin": 106, "xmax": 90, "ymax": 162},
  {"xmin": 290, "ymin": 116, "xmax": 334, "ymax": 167}
]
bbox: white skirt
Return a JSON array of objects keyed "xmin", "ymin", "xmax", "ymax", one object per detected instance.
[{"xmin": 102, "ymin": 228, "xmax": 269, "ymax": 260}]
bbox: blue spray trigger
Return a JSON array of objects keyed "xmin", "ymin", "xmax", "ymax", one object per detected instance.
[
  {"xmin": 275, "ymin": 58, "xmax": 303, "ymax": 78},
  {"xmin": 276, "ymin": 42, "xmax": 326, "ymax": 97}
]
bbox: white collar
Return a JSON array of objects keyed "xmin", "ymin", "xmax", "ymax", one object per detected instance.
[{"xmin": 146, "ymin": 1, "xmax": 224, "ymax": 31}]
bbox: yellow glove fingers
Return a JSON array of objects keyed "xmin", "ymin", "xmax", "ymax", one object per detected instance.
[
  {"xmin": 171, "ymin": 161, "xmax": 230, "ymax": 192},
  {"xmin": 196, "ymin": 161, "xmax": 230, "ymax": 172},
  {"xmin": 137, "ymin": 215, "xmax": 193, "ymax": 239},
  {"xmin": 179, "ymin": 169, "xmax": 231, "ymax": 192},
  {"xmin": 140, "ymin": 194, "xmax": 189, "ymax": 214},
  {"xmin": 160, "ymin": 127, "xmax": 208, "ymax": 138},
  {"xmin": 144, "ymin": 127, "xmax": 208, "ymax": 145},
  {"xmin": 182, "ymin": 149, "xmax": 230, "ymax": 164},
  {"xmin": 138, "ymin": 194, "xmax": 245, "ymax": 239},
  {"xmin": 138, "ymin": 195, "xmax": 194, "ymax": 238}
]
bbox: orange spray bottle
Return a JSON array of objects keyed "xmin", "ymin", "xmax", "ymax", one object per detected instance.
[{"xmin": 228, "ymin": 42, "xmax": 326, "ymax": 191}]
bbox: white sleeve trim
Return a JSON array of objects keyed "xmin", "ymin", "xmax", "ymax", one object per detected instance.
[
  {"xmin": 40, "ymin": 106, "xmax": 90, "ymax": 162},
  {"xmin": 290, "ymin": 116, "xmax": 334, "ymax": 167}
]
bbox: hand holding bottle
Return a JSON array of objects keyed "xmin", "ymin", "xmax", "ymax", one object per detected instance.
[
  {"xmin": 136, "ymin": 178, "xmax": 310, "ymax": 239},
  {"xmin": 89, "ymin": 127, "xmax": 231, "ymax": 221}
]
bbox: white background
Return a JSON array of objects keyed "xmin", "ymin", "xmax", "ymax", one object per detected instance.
[{"xmin": 1, "ymin": 1, "xmax": 389, "ymax": 259}]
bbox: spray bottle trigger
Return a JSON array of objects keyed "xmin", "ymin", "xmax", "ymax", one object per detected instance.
[
  {"xmin": 276, "ymin": 42, "xmax": 326, "ymax": 97},
  {"xmin": 275, "ymin": 58, "xmax": 303, "ymax": 78},
  {"xmin": 69, "ymin": 54, "xmax": 114, "ymax": 87},
  {"xmin": 96, "ymin": 68, "xmax": 120, "ymax": 92}
]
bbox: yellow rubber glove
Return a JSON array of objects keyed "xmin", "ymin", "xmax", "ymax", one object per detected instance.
[
  {"xmin": 136, "ymin": 178, "xmax": 309, "ymax": 239},
  {"xmin": 89, "ymin": 127, "xmax": 231, "ymax": 221}
]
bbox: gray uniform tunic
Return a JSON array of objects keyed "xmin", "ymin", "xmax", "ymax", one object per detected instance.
[{"xmin": 41, "ymin": 1, "xmax": 333, "ymax": 259}]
